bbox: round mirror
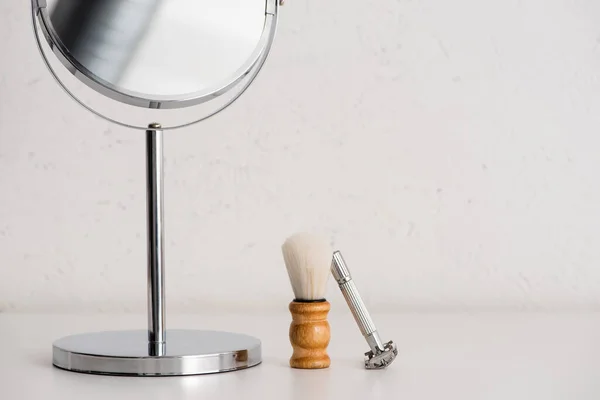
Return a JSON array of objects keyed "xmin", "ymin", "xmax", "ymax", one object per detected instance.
[
  {"xmin": 30, "ymin": 0, "xmax": 281, "ymax": 376},
  {"xmin": 32, "ymin": 0, "xmax": 278, "ymax": 127}
]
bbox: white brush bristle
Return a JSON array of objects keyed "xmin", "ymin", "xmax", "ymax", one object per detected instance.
[{"xmin": 282, "ymin": 232, "xmax": 333, "ymax": 301}]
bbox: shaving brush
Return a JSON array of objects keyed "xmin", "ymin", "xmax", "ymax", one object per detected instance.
[{"xmin": 282, "ymin": 232, "xmax": 332, "ymax": 369}]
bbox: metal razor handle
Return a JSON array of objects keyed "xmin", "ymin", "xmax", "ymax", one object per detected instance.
[
  {"xmin": 338, "ymin": 280, "xmax": 376, "ymax": 336},
  {"xmin": 332, "ymin": 251, "xmax": 385, "ymax": 353}
]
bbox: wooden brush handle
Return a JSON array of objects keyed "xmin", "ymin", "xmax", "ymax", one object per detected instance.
[{"xmin": 288, "ymin": 300, "xmax": 331, "ymax": 369}]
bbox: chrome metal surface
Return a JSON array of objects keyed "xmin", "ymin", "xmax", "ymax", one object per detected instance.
[
  {"xmin": 366, "ymin": 332, "xmax": 385, "ymax": 353},
  {"xmin": 364, "ymin": 341, "xmax": 398, "ymax": 370},
  {"xmin": 31, "ymin": 0, "xmax": 271, "ymax": 379},
  {"xmin": 331, "ymin": 251, "xmax": 351, "ymax": 284},
  {"xmin": 332, "ymin": 251, "xmax": 379, "ymax": 342},
  {"xmin": 31, "ymin": 2, "xmax": 278, "ymax": 129},
  {"xmin": 48, "ymin": 0, "xmax": 163, "ymax": 86},
  {"xmin": 331, "ymin": 251, "xmax": 398, "ymax": 369},
  {"xmin": 33, "ymin": 0, "xmax": 276, "ymax": 109},
  {"xmin": 52, "ymin": 330, "xmax": 262, "ymax": 376},
  {"xmin": 146, "ymin": 124, "xmax": 165, "ymax": 353}
]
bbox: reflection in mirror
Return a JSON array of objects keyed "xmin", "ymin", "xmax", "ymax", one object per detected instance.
[{"xmin": 46, "ymin": 0, "xmax": 267, "ymax": 97}]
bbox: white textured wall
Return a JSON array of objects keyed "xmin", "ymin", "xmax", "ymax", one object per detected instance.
[{"xmin": 1, "ymin": 0, "xmax": 600, "ymax": 313}]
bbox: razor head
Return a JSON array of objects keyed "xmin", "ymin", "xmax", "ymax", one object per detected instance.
[{"xmin": 364, "ymin": 341, "xmax": 398, "ymax": 369}]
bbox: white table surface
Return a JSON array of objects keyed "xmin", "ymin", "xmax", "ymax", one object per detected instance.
[{"xmin": 1, "ymin": 312, "xmax": 600, "ymax": 399}]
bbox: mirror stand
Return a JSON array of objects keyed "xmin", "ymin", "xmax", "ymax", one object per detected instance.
[
  {"xmin": 32, "ymin": 0, "xmax": 279, "ymax": 376},
  {"xmin": 145, "ymin": 123, "xmax": 167, "ymax": 357},
  {"xmin": 51, "ymin": 124, "xmax": 262, "ymax": 376}
]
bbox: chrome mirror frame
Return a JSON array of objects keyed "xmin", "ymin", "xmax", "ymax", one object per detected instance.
[
  {"xmin": 31, "ymin": 0, "xmax": 279, "ymax": 130},
  {"xmin": 33, "ymin": 0, "xmax": 278, "ymax": 110}
]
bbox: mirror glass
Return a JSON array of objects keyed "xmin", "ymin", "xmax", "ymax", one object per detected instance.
[{"xmin": 43, "ymin": 0, "xmax": 267, "ymax": 100}]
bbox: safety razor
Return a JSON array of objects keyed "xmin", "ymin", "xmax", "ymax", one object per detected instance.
[{"xmin": 331, "ymin": 251, "xmax": 398, "ymax": 369}]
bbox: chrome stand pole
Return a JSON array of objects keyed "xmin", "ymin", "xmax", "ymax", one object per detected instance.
[
  {"xmin": 50, "ymin": 123, "xmax": 262, "ymax": 376},
  {"xmin": 146, "ymin": 123, "xmax": 165, "ymax": 356}
]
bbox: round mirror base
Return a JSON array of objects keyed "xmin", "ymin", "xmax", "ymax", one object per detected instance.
[{"xmin": 52, "ymin": 330, "xmax": 262, "ymax": 376}]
